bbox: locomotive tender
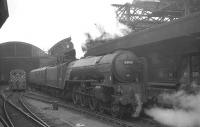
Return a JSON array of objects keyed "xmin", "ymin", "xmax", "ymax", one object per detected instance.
[{"xmin": 29, "ymin": 50, "xmax": 145, "ymax": 117}]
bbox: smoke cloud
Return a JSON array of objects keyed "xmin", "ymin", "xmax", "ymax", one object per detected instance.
[{"xmin": 145, "ymin": 90, "xmax": 200, "ymax": 127}]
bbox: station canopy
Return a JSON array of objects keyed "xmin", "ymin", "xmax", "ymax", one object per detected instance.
[{"xmin": 0, "ymin": 41, "xmax": 47, "ymax": 58}]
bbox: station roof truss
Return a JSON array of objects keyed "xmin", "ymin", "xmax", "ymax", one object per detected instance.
[
  {"xmin": 112, "ymin": 0, "xmax": 200, "ymax": 31},
  {"xmin": 85, "ymin": 12, "xmax": 200, "ymax": 57}
]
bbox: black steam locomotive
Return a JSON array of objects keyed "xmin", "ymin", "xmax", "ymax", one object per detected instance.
[{"xmin": 29, "ymin": 50, "xmax": 145, "ymax": 117}]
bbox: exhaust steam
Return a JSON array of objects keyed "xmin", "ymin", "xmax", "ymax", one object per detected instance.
[{"xmin": 145, "ymin": 88, "xmax": 200, "ymax": 127}]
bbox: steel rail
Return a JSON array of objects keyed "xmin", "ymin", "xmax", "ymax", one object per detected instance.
[
  {"xmin": 19, "ymin": 96, "xmax": 50, "ymax": 127},
  {"xmin": 0, "ymin": 114, "xmax": 9, "ymax": 127},
  {"xmin": 24, "ymin": 93, "xmax": 143, "ymax": 127},
  {"xmin": 0, "ymin": 94, "xmax": 9, "ymax": 127},
  {"xmin": 3, "ymin": 98, "xmax": 14, "ymax": 127},
  {"xmin": 27, "ymin": 91, "xmax": 162, "ymax": 126},
  {"xmin": 4, "ymin": 98, "xmax": 47, "ymax": 127}
]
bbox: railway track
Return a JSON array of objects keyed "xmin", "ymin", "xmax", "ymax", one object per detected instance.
[
  {"xmin": 3, "ymin": 98, "xmax": 47, "ymax": 127},
  {"xmin": 6, "ymin": 92, "xmax": 49, "ymax": 126},
  {"xmin": 0, "ymin": 91, "xmax": 10, "ymax": 127},
  {"xmin": 0, "ymin": 114, "xmax": 9, "ymax": 127},
  {"xmin": 19, "ymin": 96, "xmax": 52, "ymax": 127},
  {"xmin": 1, "ymin": 91, "xmax": 50, "ymax": 127},
  {"xmin": 5, "ymin": 91, "xmax": 73, "ymax": 127},
  {"xmin": 20, "ymin": 95, "xmax": 73, "ymax": 127},
  {"xmin": 25, "ymin": 91, "xmax": 165, "ymax": 127}
]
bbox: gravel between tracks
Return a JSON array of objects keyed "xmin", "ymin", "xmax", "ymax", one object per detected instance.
[
  {"xmin": 25, "ymin": 97, "xmax": 114, "ymax": 127},
  {"xmin": 28, "ymin": 91, "xmax": 168, "ymax": 127}
]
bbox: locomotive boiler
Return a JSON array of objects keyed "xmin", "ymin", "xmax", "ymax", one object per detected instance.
[{"xmin": 29, "ymin": 50, "xmax": 145, "ymax": 117}]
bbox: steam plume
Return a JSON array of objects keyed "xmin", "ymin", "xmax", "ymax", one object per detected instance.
[
  {"xmin": 145, "ymin": 90, "xmax": 200, "ymax": 127},
  {"xmin": 81, "ymin": 23, "xmax": 131, "ymax": 52}
]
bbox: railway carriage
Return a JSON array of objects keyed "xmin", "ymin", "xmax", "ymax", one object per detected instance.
[
  {"xmin": 9, "ymin": 69, "xmax": 26, "ymax": 91},
  {"xmin": 29, "ymin": 67, "xmax": 47, "ymax": 90}
]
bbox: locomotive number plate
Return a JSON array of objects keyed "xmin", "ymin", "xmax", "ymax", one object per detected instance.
[{"xmin": 124, "ymin": 60, "xmax": 133, "ymax": 65}]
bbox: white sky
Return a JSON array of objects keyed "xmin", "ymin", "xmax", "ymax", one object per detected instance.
[{"xmin": 0, "ymin": 0, "xmax": 133, "ymax": 58}]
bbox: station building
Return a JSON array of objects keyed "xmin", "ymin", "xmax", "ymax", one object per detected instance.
[{"xmin": 0, "ymin": 41, "xmax": 55, "ymax": 83}]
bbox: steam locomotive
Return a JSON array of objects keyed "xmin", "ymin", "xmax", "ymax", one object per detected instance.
[{"xmin": 29, "ymin": 50, "xmax": 145, "ymax": 117}]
